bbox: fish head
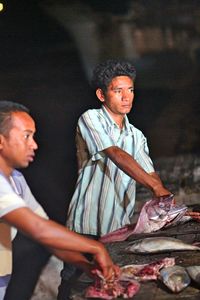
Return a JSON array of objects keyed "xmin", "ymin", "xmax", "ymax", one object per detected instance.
[
  {"xmin": 125, "ymin": 239, "xmax": 143, "ymax": 253},
  {"xmin": 147, "ymin": 195, "xmax": 187, "ymax": 223}
]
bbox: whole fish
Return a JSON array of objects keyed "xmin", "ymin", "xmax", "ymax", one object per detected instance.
[
  {"xmin": 186, "ymin": 266, "xmax": 200, "ymax": 285},
  {"xmin": 159, "ymin": 266, "xmax": 191, "ymax": 293},
  {"xmin": 125, "ymin": 237, "xmax": 200, "ymax": 254},
  {"xmin": 100, "ymin": 195, "xmax": 189, "ymax": 243}
]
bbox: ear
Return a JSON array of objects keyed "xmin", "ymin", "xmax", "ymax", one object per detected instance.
[{"xmin": 96, "ymin": 88, "xmax": 105, "ymax": 103}]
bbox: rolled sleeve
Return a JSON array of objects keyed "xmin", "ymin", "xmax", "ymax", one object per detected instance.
[{"xmin": 0, "ymin": 194, "xmax": 27, "ymax": 218}]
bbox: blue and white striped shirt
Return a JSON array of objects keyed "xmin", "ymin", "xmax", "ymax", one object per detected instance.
[{"xmin": 67, "ymin": 106, "xmax": 154, "ymax": 236}]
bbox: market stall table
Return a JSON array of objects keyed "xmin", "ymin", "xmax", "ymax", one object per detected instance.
[{"xmin": 70, "ymin": 221, "xmax": 200, "ymax": 299}]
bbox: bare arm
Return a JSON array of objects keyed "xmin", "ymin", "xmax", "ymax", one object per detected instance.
[
  {"xmin": 104, "ymin": 146, "xmax": 171, "ymax": 197},
  {"xmin": 3, "ymin": 207, "xmax": 119, "ymax": 279},
  {"xmin": 49, "ymin": 248, "xmax": 93, "ymax": 276}
]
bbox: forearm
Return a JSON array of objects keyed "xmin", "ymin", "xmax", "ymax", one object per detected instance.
[
  {"xmin": 49, "ymin": 248, "xmax": 92, "ymax": 274},
  {"xmin": 104, "ymin": 146, "xmax": 170, "ymax": 196},
  {"xmin": 35, "ymin": 219, "xmax": 103, "ymax": 254},
  {"xmin": 4, "ymin": 208, "xmax": 104, "ymax": 255},
  {"xmin": 4, "ymin": 208, "xmax": 118, "ymax": 280}
]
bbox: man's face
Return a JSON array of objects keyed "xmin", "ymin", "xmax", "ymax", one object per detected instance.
[
  {"xmin": 98, "ymin": 76, "xmax": 134, "ymax": 118},
  {"xmin": 0, "ymin": 111, "xmax": 38, "ymax": 174}
]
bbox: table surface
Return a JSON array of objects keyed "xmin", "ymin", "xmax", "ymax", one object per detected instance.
[{"xmin": 71, "ymin": 221, "xmax": 200, "ymax": 299}]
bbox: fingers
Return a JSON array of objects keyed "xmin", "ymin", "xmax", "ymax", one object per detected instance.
[
  {"xmin": 91, "ymin": 264, "xmax": 120, "ymax": 281},
  {"xmin": 101, "ymin": 264, "xmax": 120, "ymax": 280},
  {"xmin": 92, "ymin": 244, "xmax": 120, "ymax": 280},
  {"xmin": 114, "ymin": 264, "xmax": 121, "ymax": 277}
]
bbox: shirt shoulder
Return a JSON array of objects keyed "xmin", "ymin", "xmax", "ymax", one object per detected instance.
[
  {"xmin": 0, "ymin": 173, "xmax": 14, "ymax": 194},
  {"xmin": 12, "ymin": 169, "xmax": 27, "ymax": 187},
  {"xmin": 128, "ymin": 122, "xmax": 146, "ymax": 138},
  {"xmin": 79, "ymin": 108, "xmax": 112, "ymax": 130},
  {"xmin": 0, "ymin": 174, "xmax": 27, "ymax": 219},
  {"xmin": 79, "ymin": 108, "xmax": 101, "ymax": 121},
  {"xmin": 12, "ymin": 171, "xmax": 47, "ymax": 217}
]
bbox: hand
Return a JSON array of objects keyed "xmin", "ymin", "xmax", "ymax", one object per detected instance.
[
  {"xmin": 153, "ymin": 184, "xmax": 172, "ymax": 198},
  {"xmin": 93, "ymin": 244, "xmax": 120, "ymax": 280},
  {"xmin": 161, "ymin": 193, "xmax": 176, "ymax": 205}
]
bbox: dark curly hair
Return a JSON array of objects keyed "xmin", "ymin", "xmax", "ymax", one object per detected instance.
[
  {"xmin": 91, "ymin": 59, "xmax": 136, "ymax": 92},
  {"xmin": 0, "ymin": 100, "xmax": 29, "ymax": 135}
]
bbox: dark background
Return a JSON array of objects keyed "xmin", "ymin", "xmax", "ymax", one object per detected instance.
[{"xmin": 0, "ymin": 0, "xmax": 200, "ymax": 224}]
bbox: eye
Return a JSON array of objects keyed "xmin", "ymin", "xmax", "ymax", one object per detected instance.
[
  {"xmin": 114, "ymin": 89, "xmax": 122, "ymax": 94},
  {"xmin": 24, "ymin": 134, "xmax": 30, "ymax": 139}
]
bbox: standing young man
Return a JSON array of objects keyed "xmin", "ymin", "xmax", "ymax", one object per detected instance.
[
  {"xmin": 67, "ymin": 59, "xmax": 171, "ymax": 236},
  {"xmin": 58, "ymin": 59, "xmax": 171, "ymax": 299},
  {"xmin": 0, "ymin": 101, "xmax": 118, "ymax": 300}
]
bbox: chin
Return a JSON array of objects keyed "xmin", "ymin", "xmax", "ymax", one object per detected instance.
[
  {"xmin": 121, "ymin": 109, "xmax": 131, "ymax": 115},
  {"xmin": 20, "ymin": 162, "xmax": 30, "ymax": 169}
]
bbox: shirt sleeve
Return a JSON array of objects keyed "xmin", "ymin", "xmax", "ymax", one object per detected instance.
[
  {"xmin": 0, "ymin": 173, "xmax": 48, "ymax": 220},
  {"xmin": 0, "ymin": 194, "xmax": 27, "ymax": 218},
  {"xmin": 78, "ymin": 110, "xmax": 115, "ymax": 159},
  {"xmin": 15, "ymin": 174, "xmax": 48, "ymax": 219}
]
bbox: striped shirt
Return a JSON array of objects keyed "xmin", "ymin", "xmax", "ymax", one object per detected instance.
[{"xmin": 67, "ymin": 106, "xmax": 154, "ymax": 236}]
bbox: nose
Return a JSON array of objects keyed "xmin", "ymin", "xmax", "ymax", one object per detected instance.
[
  {"xmin": 122, "ymin": 90, "xmax": 131, "ymax": 101},
  {"xmin": 30, "ymin": 138, "xmax": 38, "ymax": 150}
]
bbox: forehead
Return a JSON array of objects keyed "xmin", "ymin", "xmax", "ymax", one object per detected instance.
[
  {"xmin": 11, "ymin": 111, "xmax": 35, "ymax": 131},
  {"xmin": 108, "ymin": 76, "xmax": 134, "ymax": 88}
]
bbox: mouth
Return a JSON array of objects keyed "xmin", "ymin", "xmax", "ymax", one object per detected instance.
[
  {"xmin": 122, "ymin": 105, "xmax": 131, "ymax": 109},
  {"xmin": 27, "ymin": 154, "xmax": 35, "ymax": 162}
]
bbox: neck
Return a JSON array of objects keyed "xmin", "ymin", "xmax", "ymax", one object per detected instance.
[
  {"xmin": 0, "ymin": 159, "xmax": 13, "ymax": 178},
  {"xmin": 103, "ymin": 105, "xmax": 125, "ymax": 129},
  {"xmin": 116, "ymin": 119, "xmax": 124, "ymax": 129}
]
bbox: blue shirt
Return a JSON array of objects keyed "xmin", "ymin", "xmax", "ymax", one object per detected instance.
[{"xmin": 67, "ymin": 106, "xmax": 154, "ymax": 236}]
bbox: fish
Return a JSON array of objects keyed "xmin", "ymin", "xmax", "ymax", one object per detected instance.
[
  {"xmin": 100, "ymin": 195, "xmax": 189, "ymax": 243},
  {"xmin": 159, "ymin": 265, "xmax": 191, "ymax": 293},
  {"xmin": 125, "ymin": 237, "xmax": 200, "ymax": 254},
  {"xmin": 133, "ymin": 194, "xmax": 188, "ymax": 233},
  {"xmin": 120, "ymin": 257, "xmax": 175, "ymax": 281},
  {"xmin": 186, "ymin": 266, "xmax": 200, "ymax": 285}
]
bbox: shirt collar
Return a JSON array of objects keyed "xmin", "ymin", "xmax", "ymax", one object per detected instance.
[{"xmin": 101, "ymin": 105, "xmax": 131, "ymax": 132}]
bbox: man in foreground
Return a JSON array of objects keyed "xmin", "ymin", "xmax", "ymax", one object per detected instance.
[{"xmin": 0, "ymin": 100, "xmax": 118, "ymax": 300}]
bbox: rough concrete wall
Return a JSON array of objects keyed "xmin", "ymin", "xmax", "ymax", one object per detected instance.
[{"xmin": 134, "ymin": 154, "xmax": 200, "ymax": 215}]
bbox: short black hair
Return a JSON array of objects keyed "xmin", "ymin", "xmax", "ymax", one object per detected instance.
[
  {"xmin": 91, "ymin": 59, "xmax": 136, "ymax": 92},
  {"xmin": 0, "ymin": 100, "xmax": 29, "ymax": 135}
]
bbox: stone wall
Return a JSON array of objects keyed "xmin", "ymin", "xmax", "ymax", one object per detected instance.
[{"xmin": 135, "ymin": 154, "xmax": 200, "ymax": 213}]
